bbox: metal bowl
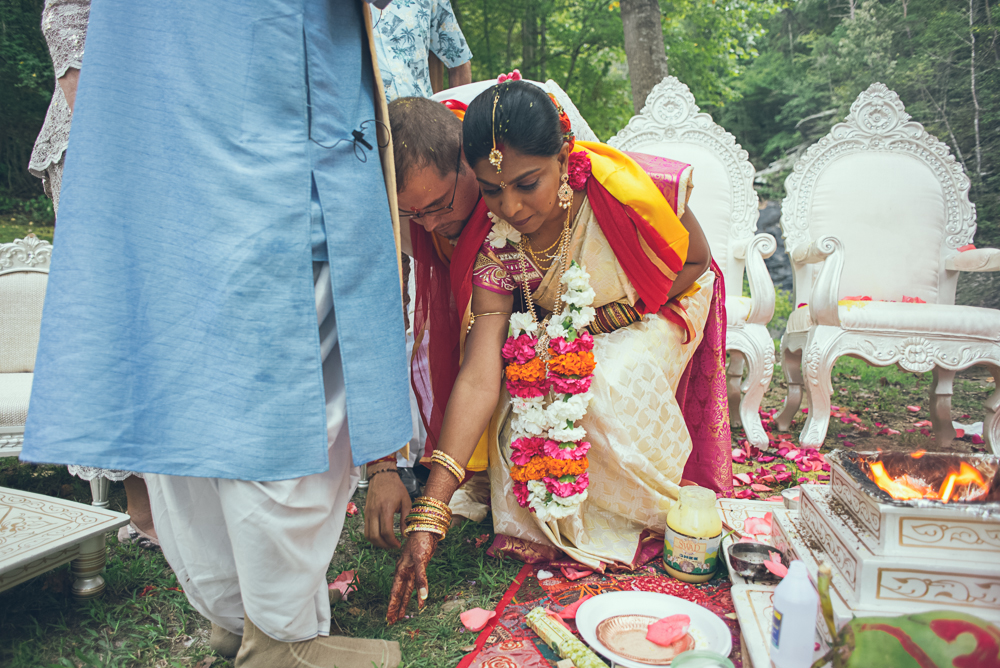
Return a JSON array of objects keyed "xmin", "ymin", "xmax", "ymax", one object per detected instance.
[{"xmin": 726, "ymin": 542, "xmax": 789, "ymax": 583}]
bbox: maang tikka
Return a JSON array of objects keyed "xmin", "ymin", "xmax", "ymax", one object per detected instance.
[{"xmin": 488, "ymin": 92, "xmax": 503, "ymax": 173}]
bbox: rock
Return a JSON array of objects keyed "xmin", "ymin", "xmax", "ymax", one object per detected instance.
[{"xmin": 441, "ymin": 599, "xmax": 467, "ymax": 614}]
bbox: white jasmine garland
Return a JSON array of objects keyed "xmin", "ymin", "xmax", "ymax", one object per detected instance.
[
  {"xmin": 551, "ymin": 490, "xmax": 588, "ymax": 507},
  {"xmin": 487, "ymin": 214, "xmax": 522, "ymax": 248},
  {"xmin": 546, "ymin": 317, "xmax": 571, "ymax": 340},
  {"xmin": 562, "ymin": 286, "xmax": 597, "ymax": 307},
  {"xmin": 508, "ymin": 312, "xmax": 538, "ymax": 336},
  {"xmin": 569, "ymin": 306, "xmax": 596, "ymax": 329},
  {"xmin": 512, "ymin": 415, "xmax": 546, "ymax": 437},
  {"xmin": 544, "ymin": 392, "xmax": 592, "ymax": 423},
  {"xmin": 561, "ymin": 263, "xmax": 591, "ymax": 291},
  {"xmin": 548, "ymin": 424, "xmax": 587, "ymax": 442}
]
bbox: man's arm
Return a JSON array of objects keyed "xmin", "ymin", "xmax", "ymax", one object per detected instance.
[{"xmin": 447, "ymin": 61, "xmax": 471, "ymax": 88}]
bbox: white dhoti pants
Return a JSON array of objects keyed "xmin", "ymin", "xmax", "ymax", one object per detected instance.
[{"xmin": 146, "ymin": 262, "xmax": 357, "ymax": 641}]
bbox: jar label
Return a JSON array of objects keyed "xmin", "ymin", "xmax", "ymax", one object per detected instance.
[
  {"xmin": 663, "ymin": 527, "xmax": 721, "ymax": 576},
  {"xmin": 771, "ymin": 609, "xmax": 783, "ymax": 647}
]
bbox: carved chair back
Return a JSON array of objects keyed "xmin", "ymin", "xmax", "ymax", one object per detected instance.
[
  {"xmin": 0, "ymin": 236, "xmax": 52, "ymax": 374},
  {"xmin": 608, "ymin": 76, "xmax": 759, "ymax": 299},
  {"xmin": 781, "ymin": 83, "xmax": 976, "ymax": 309}
]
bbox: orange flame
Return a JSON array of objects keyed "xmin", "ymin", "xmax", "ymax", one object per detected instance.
[
  {"xmin": 938, "ymin": 462, "xmax": 986, "ymax": 504},
  {"xmin": 911, "ymin": 450, "xmax": 927, "ymax": 459},
  {"xmin": 868, "ymin": 462, "xmax": 923, "ymax": 500},
  {"xmin": 868, "ymin": 460, "xmax": 988, "ymax": 503}
]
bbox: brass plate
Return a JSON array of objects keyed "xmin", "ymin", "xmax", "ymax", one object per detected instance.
[{"xmin": 595, "ymin": 614, "xmax": 695, "ymax": 665}]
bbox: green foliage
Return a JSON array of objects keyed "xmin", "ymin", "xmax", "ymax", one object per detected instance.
[{"xmin": 0, "ymin": 0, "xmax": 52, "ymax": 199}]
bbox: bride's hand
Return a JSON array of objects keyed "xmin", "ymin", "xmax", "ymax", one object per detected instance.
[{"xmin": 386, "ymin": 531, "xmax": 440, "ymax": 624}]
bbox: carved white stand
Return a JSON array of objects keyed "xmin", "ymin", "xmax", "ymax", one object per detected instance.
[
  {"xmin": 610, "ymin": 76, "xmax": 777, "ymax": 447},
  {"xmin": 775, "ymin": 84, "xmax": 1000, "ymax": 451}
]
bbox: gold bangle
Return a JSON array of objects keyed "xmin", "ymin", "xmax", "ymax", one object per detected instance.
[
  {"xmin": 467, "ymin": 311, "xmax": 512, "ymax": 332},
  {"xmin": 431, "ymin": 450, "xmax": 465, "ymax": 483},
  {"xmin": 413, "ymin": 495, "xmax": 452, "ymax": 516}
]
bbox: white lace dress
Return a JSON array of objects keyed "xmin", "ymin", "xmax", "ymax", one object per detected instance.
[
  {"xmin": 30, "ymin": 0, "xmax": 140, "ymax": 484},
  {"xmin": 28, "ymin": 0, "xmax": 88, "ymax": 214}
]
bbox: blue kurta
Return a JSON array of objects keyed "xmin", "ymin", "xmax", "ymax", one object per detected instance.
[{"xmin": 20, "ymin": 0, "xmax": 411, "ymax": 479}]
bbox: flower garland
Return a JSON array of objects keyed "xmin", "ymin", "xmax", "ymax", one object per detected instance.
[{"xmin": 501, "ymin": 261, "xmax": 597, "ymax": 522}]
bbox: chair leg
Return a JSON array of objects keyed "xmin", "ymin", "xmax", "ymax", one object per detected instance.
[
  {"xmin": 776, "ymin": 336, "xmax": 803, "ymax": 432},
  {"xmin": 929, "ymin": 367, "xmax": 957, "ymax": 447},
  {"xmin": 983, "ymin": 363, "xmax": 1000, "ymax": 455},
  {"xmin": 71, "ymin": 534, "xmax": 107, "ymax": 600},
  {"xmin": 89, "ymin": 477, "xmax": 110, "ymax": 508},
  {"xmin": 727, "ymin": 352, "xmax": 746, "ymax": 428},
  {"xmin": 738, "ymin": 328, "xmax": 775, "ymax": 449},
  {"xmin": 799, "ymin": 328, "xmax": 840, "ymax": 448}
]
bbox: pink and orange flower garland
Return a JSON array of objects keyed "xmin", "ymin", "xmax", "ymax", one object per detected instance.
[{"xmin": 501, "ymin": 261, "xmax": 597, "ymax": 522}]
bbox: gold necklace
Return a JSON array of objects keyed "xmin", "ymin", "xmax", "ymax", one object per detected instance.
[
  {"xmin": 525, "ymin": 233, "xmax": 561, "ymax": 271},
  {"xmin": 516, "ymin": 205, "xmax": 573, "ymax": 354}
]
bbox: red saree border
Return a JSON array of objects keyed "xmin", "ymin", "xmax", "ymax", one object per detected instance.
[{"xmin": 456, "ymin": 562, "xmax": 534, "ymax": 668}]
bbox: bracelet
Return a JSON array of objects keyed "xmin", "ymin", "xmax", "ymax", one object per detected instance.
[
  {"xmin": 412, "ymin": 495, "xmax": 453, "ymax": 516},
  {"xmin": 467, "ymin": 311, "xmax": 512, "ymax": 333},
  {"xmin": 431, "ymin": 450, "xmax": 465, "ymax": 483},
  {"xmin": 368, "ymin": 468, "xmax": 400, "ymax": 481}
]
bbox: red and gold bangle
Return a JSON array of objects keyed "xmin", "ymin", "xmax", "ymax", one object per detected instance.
[{"xmin": 431, "ymin": 450, "xmax": 465, "ymax": 483}]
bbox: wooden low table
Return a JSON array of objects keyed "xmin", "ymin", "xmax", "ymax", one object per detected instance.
[{"xmin": 0, "ymin": 486, "xmax": 130, "ymax": 600}]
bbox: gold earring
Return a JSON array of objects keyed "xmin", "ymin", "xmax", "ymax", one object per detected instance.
[{"xmin": 557, "ymin": 173, "xmax": 572, "ymax": 209}]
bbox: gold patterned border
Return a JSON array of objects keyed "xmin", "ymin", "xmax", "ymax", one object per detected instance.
[
  {"xmin": 876, "ymin": 568, "xmax": 1000, "ymax": 610},
  {"xmin": 898, "ymin": 517, "xmax": 1000, "ymax": 552},
  {"xmin": 800, "ymin": 492, "xmax": 858, "ymax": 589},
  {"xmin": 831, "ymin": 467, "xmax": 881, "ymax": 536}
]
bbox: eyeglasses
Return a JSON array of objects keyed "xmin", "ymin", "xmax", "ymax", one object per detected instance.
[{"xmin": 399, "ymin": 148, "xmax": 462, "ymax": 220}]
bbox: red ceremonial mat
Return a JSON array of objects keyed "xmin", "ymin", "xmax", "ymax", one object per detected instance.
[{"xmin": 457, "ymin": 559, "xmax": 743, "ymax": 668}]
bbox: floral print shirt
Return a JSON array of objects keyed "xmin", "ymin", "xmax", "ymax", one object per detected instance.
[{"xmin": 369, "ymin": 0, "xmax": 472, "ymax": 100}]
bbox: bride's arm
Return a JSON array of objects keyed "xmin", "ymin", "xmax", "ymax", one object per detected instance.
[
  {"xmin": 668, "ymin": 206, "xmax": 712, "ymax": 299},
  {"xmin": 386, "ymin": 284, "xmax": 512, "ymax": 623}
]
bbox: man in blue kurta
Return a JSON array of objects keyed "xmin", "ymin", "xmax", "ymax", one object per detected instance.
[{"xmin": 20, "ymin": 1, "xmax": 409, "ymax": 665}]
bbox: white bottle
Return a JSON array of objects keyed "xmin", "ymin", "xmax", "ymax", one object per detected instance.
[{"xmin": 769, "ymin": 560, "xmax": 819, "ymax": 668}]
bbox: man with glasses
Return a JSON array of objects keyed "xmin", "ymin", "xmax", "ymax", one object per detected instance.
[{"xmin": 364, "ymin": 96, "xmax": 483, "ymax": 550}]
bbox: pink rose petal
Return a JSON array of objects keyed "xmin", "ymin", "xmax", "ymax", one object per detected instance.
[
  {"xmin": 913, "ymin": 420, "xmax": 932, "ymax": 427},
  {"xmin": 907, "ymin": 405, "xmax": 922, "ymax": 413},
  {"xmin": 743, "ymin": 515, "xmax": 773, "ymax": 536},
  {"xmin": 557, "ymin": 594, "xmax": 593, "ymax": 619},
  {"xmin": 329, "ymin": 570, "xmax": 358, "ymax": 601},
  {"xmin": 763, "ymin": 552, "xmax": 788, "ymax": 578},
  {"xmin": 751, "ymin": 483, "xmax": 773, "ymax": 492},
  {"xmin": 646, "ymin": 614, "xmax": 691, "ymax": 647},
  {"xmin": 460, "ymin": 608, "xmax": 496, "ymax": 631}
]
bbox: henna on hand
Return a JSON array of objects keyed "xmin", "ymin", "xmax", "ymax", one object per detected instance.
[{"xmin": 386, "ymin": 531, "xmax": 439, "ymax": 624}]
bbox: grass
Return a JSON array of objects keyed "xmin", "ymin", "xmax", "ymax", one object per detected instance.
[
  {"xmin": 0, "ymin": 460, "xmax": 521, "ymax": 668},
  {"xmin": 1, "ymin": 212, "xmax": 54, "ymax": 244}
]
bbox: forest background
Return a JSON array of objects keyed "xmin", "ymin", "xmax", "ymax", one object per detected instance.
[{"xmin": 2, "ymin": 0, "xmax": 998, "ymax": 252}]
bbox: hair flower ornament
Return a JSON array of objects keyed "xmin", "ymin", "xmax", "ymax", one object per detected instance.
[{"xmin": 497, "ymin": 69, "xmax": 522, "ymax": 83}]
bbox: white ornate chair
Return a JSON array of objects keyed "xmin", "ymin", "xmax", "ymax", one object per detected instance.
[
  {"xmin": 608, "ymin": 76, "xmax": 777, "ymax": 447},
  {"xmin": 0, "ymin": 235, "xmax": 51, "ymax": 460},
  {"xmin": 775, "ymin": 83, "xmax": 1000, "ymax": 452}
]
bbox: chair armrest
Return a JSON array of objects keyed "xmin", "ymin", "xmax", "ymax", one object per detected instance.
[
  {"xmin": 804, "ymin": 236, "xmax": 845, "ymax": 327},
  {"xmin": 945, "ymin": 248, "xmax": 1000, "ymax": 272},
  {"xmin": 734, "ymin": 233, "xmax": 777, "ymax": 325}
]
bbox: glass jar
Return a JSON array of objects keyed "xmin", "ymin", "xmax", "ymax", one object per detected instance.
[{"xmin": 663, "ymin": 486, "xmax": 723, "ymax": 583}]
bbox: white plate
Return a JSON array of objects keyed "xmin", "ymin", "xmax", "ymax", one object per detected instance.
[{"xmin": 576, "ymin": 591, "xmax": 733, "ymax": 668}]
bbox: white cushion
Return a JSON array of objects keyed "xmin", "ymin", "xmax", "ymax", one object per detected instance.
[
  {"xmin": 726, "ymin": 296, "xmax": 752, "ymax": 326},
  {"xmin": 0, "ymin": 372, "xmax": 33, "ymax": 428},
  {"xmin": 786, "ymin": 302, "xmax": 1000, "ymax": 341},
  {"xmin": 806, "ymin": 152, "xmax": 947, "ymax": 303},
  {"xmin": 0, "ymin": 271, "xmax": 47, "ymax": 373}
]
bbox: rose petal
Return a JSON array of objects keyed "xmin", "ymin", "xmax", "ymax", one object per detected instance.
[
  {"xmin": 646, "ymin": 614, "xmax": 691, "ymax": 647},
  {"xmin": 913, "ymin": 420, "xmax": 932, "ymax": 427},
  {"xmin": 556, "ymin": 594, "xmax": 593, "ymax": 619},
  {"xmin": 751, "ymin": 483, "xmax": 773, "ymax": 492},
  {"xmin": 460, "ymin": 608, "xmax": 496, "ymax": 632},
  {"xmin": 537, "ymin": 570, "xmax": 554, "ymax": 580},
  {"xmin": 907, "ymin": 405, "xmax": 922, "ymax": 413},
  {"xmin": 763, "ymin": 553, "xmax": 788, "ymax": 578}
]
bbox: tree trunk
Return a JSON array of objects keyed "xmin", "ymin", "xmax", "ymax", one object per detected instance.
[
  {"xmin": 523, "ymin": 1, "xmax": 538, "ymax": 79},
  {"xmin": 970, "ymin": 0, "xmax": 984, "ymax": 178},
  {"xmin": 621, "ymin": 0, "xmax": 669, "ymax": 113}
]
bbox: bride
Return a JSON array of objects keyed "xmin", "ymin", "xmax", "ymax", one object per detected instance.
[{"xmin": 386, "ymin": 80, "xmax": 730, "ymax": 622}]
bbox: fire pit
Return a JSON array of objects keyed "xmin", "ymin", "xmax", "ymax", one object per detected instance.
[{"xmin": 775, "ymin": 450, "xmax": 1000, "ymax": 621}]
